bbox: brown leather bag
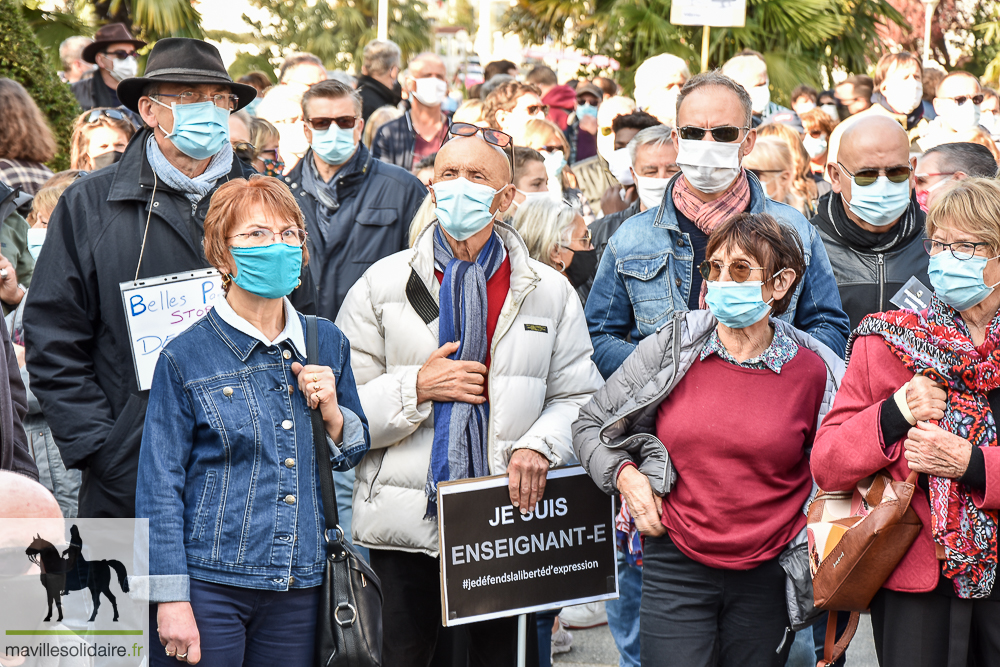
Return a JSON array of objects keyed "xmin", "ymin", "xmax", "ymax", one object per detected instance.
[{"xmin": 806, "ymin": 469, "xmax": 922, "ymax": 665}]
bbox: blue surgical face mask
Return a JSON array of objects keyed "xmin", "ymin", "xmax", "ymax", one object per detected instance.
[
  {"xmin": 844, "ymin": 174, "xmax": 911, "ymax": 227},
  {"xmin": 27, "ymin": 228, "xmax": 45, "ymax": 260},
  {"xmin": 229, "ymin": 243, "xmax": 303, "ymax": 299},
  {"xmin": 432, "ymin": 177, "xmax": 500, "ymax": 241},
  {"xmin": 928, "ymin": 251, "xmax": 1000, "ymax": 311},
  {"xmin": 311, "ymin": 126, "xmax": 357, "ymax": 166},
  {"xmin": 577, "ymin": 103, "xmax": 598, "ymax": 119},
  {"xmin": 153, "ymin": 99, "xmax": 230, "ymax": 160},
  {"xmin": 705, "ymin": 271, "xmax": 783, "ymax": 329}
]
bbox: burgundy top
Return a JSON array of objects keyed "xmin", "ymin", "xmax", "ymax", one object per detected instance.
[
  {"xmin": 813, "ymin": 335, "xmax": 1000, "ymax": 593},
  {"xmin": 413, "ymin": 117, "xmax": 450, "ymax": 170},
  {"xmin": 656, "ymin": 349, "xmax": 826, "ymax": 569}
]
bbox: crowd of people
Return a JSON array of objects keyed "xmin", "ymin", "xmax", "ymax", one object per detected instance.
[{"xmin": 3, "ymin": 23, "xmax": 1000, "ymax": 667}]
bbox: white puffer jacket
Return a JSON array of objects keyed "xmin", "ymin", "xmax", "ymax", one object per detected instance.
[{"xmin": 335, "ymin": 222, "xmax": 603, "ymax": 556}]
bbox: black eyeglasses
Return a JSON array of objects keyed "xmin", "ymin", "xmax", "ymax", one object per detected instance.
[
  {"xmin": 699, "ymin": 259, "xmax": 768, "ymax": 283},
  {"xmin": 836, "ymin": 163, "xmax": 911, "ymax": 187},
  {"xmin": 305, "ymin": 116, "xmax": 359, "ymax": 131},
  {"xmin": 941, "ymin": 95, "xmax": 984, "ymax": 106},
  {"xmin": 448, "ymin": 122, "xmax": 513, "ymax": 148},
  {"xmin": 103, "ymin": 49, "xmax": 138, "ymax": 60},
  {"xmin": 923, "ymin": 239, "xmax": 993, "ymax": 260},
  {"xmin": 679, "ymin": 125, "xmax": 749, "ymax": 143}
]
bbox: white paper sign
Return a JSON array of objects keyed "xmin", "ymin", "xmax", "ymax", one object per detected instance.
[
  {"xmin": 119, "ymin": 269, "xmax": 224, "ymax": 391},
  {"xmin": 670, "ymin": 0, "xmax": 746, "ymax": 27}
]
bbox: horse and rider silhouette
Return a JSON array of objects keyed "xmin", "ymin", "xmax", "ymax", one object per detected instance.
[{"xmin": 24, "ymin": 524, "xmax": 130, "ymax": 623}]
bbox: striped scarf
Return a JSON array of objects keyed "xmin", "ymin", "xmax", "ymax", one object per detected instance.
[{"xmin": 424, "ymin": 226, "xmax": 506, "ymax": 519}]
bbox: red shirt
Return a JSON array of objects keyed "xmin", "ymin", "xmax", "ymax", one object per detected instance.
[
  {"xmin": 434, "ymin": 256, "xmax": 511, "ymax": 400},
  {"xmin": 413, "ymin": 116, "xmax": 450, "ymax": 170},
  {"xmin": 656, "ymin": 350, "xmax": 826, "ymax": 569}
]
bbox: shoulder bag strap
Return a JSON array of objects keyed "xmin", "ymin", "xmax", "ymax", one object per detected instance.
[{"xmin": 306, "ymin": 315, "xmax": 341, "ymax": 535}]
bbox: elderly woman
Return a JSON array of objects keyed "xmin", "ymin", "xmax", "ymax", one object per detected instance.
[
  {"xmin": 512, "ymin": 197, "xmax": 595, "ymax": 303},
  {"xmin": 813, "ymin": 177, "xmax": 1000, "ymax": 665},
  {"xmin": 137, "ymin": 176, "xmax": 370, "ymax": 666},
  {"xmin": 69, "ymin": 108, "xmax": 136, "ymax": 171},
  {"xmin": 574, "ymin": 212, "xmax": 843, "ymax": 667}
]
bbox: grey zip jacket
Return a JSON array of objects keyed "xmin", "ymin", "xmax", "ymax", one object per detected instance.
[{"xmin": 573, "ymin": 309, "xmax": 846, "ymax": 497}]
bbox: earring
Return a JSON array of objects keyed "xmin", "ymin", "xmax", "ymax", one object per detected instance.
[
  {"xmin": 556, "ymin": 260, "xmax": 566, "ymax": 272},
  {"xmin": 222, "ymin": 273, "xmax": 232, "ymax": 288},
  {"xmin": 295, "ymin": 278, "xmax": 302, "ymax": 289}
]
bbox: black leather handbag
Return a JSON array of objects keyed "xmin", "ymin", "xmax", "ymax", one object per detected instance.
[{"xmin": 306, "ymin": 315, "xmax": 383, "ymax": 667}]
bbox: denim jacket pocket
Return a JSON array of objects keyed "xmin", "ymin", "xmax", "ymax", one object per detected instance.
[
  {"xmin": 196, "ymin": 376, "xmax": 258, "ymax": 434},
  {"xmin": 189, "ymin": 470, "xmax": 218, "ymax": 543},
  {"xmin": 618, "ymin": 253, "xmax": 675, "ymax": 330}
]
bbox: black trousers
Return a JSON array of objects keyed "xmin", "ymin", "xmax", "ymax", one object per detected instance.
[
  {"xmin": 870, "ymin": 577, "xmax": 1000, "ymax": 667},
  {"xmin": 368, "ymin": 548, "xmax": 538, "ymax": 667},
  {"xmin": 639, "ymin": 534, "xmax": 792, "ymax": 667}
]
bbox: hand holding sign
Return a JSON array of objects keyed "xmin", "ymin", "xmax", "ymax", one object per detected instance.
[
  {"xmin": 291, "ymin": 362, "xmax": 344, "ymax": 443},
  {"xmin": 508, "ymin": 449, "xmax": 549, "ymax": 514}
]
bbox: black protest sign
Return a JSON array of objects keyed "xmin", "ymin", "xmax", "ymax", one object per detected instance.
[{"xmin": 437, "ymin": 466, "xmax": 617, "ymax": 626}]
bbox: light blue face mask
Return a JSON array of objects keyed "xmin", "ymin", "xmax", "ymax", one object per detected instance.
[
  {"xmin": 705, "ymin": 271, "xmax": 784, "ymax": 329},
  {"xmin": 844, "ymin": 174, "xmax": 911, "ymax": 227},
  {"xmin": 432, "ymin": 177, "xmax": 500, "ymax": 241},
  {"xmin": 543, "ymin": 149, "xmax": 567, "ymax": 182},
  {"xmin": 229, "ymin": 243, "xmax": 303, "ymax": 299},
  {"xmin": 153, "ymin": 99, "xmax": 230, "ymax": 160},
  {"xmin": 27, "ymin": 228, "xmax": 45, "ymax": 261},
  {"xmin": 928, "ymin": 251, "xmax": 1000, "ymax": 311},
  {"xmin": 577, "ymin": 103, "xmax": 598, "ymax": 119},
  {"xmin": 311, "ymin": 126, "xmax": 357, "ymax": 166}
]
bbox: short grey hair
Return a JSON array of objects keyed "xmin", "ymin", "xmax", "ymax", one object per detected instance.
[
  {"xmin": 628, "ymin": 125, "xmax": 673, "ymax": 164},
  {"xmin": 59, "ymin": 36, "xmax": 92, "ymax": 71},
  {"xmin": 279, "ymin": 52, "xmax": 325, "ymax": 82},
  {"xmin": 362, "ymin": 40, "xmax": 402, "ymax": 76},
  {"xmin": 923, "ymin": 142, "xmax": 999, "ymax": 179},
  {"xmin": 676, "ymin": 70, "xmax": 753, "ymax": 129},
  {"xmin": 302, "ymin": 79, "xmax": 363, "ymax": 118},
  {"xmin": 511, "ymin": 198, "xmax": 579, "ymax": 270}
]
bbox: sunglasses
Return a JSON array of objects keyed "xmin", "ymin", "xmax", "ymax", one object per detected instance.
[
  {"xmin": 679, "ymin": 125, "xmax": 748, "ymax": 143},
  {"xmin": 942, "ymin": 95, "xmax": 984, "ymax": 106},
  {"xmin": 526, "ymin": 104, "xmax": 549, "ymax": 116},
  {"xmin": 103, "ymin": 49, "xmax": 138, "ymax": 60},
  {"xmin": 699, "ymin": 259, "xmax": 766, "ymax": 283},
  {"xmin": 836, "ymin": 163, "xmax": 911, "ymax": 187},
  {"xmin": 536, "ymin": 145, "xmax": 564, "ymax": 154},
  {"xmin": 305, "ymin": 116, "xmax": 359, "ymax": 131},
  {"xmin": 448, "ymin": 122, "xmax": 513, "ymax": 148},
  {"xmin": 232, "ymin": 141, "xmax": 256, "ymax": 162},
  {"xmin": 85, "ymin": 108, "xmax": 133, "ymax": 126}
]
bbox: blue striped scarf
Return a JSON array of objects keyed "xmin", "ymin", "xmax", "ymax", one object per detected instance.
[{"xmin": 424, "ymin": 226, "xmax": 506, "ymax": 519}]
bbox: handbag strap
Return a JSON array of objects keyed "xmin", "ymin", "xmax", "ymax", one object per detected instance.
[
  {"xmin": 822, "ymin": 611, "xmax": 860, "ymax": 666},
  {"xmin": 306, "ymin": 315, "xmax": 341, "ymax": 535}
]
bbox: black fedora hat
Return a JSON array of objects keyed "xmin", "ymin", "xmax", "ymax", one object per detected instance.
[
  {"xmin": 117, "ymin": 38, "xmax": 257, "ymax": 113},
  {"xmin": 82, "ymin": 23, "xmax": 146, "ymax": 64}
]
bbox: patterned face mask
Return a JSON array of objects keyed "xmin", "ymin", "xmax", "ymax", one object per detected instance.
[{"xmin": 261, "ymin": 156, "xmax": 284, "ymax": 177}]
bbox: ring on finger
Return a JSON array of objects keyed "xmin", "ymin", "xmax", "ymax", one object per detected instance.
[
  {"xmin": 176, "ymin": 653, "xmax": 188, "ymax": 660},
  {"xmin": 312, "ymin": 374, "xmax": 319, "ymax": 383},
  {"xmin": 166, "ymin": 650, "xmax": 175, "ymax": 657}
]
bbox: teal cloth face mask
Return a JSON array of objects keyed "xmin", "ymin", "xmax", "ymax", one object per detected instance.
[
  {"xmin": 311, "ymin": 126, "xmax": 357, "ymax": 166},
  {"xmin": 229, "ymin": 243, "xmax": 303, "ymax": 299},
  {"xmin": 705, "ymin": 271, "xmax": 784, "ymax": 329},
  {"xmin": 928, "ymin": 251, "xmax": 1000, "ymax": 311},
  {"xmin": 153, "ymin": 99, "xmax": 230, "ymax": 160},
  {"xmin": 432, "ymin": 177, "xmax": 499, "ymax": 241}
]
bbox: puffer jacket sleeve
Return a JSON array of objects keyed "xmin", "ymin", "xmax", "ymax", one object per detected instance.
[
  {"xmin": 336, "ymin": 271, "xmax": 432, "ymax": 450},
  {"xmin": 505, "ymin": 279, "xmax": 603, "ymax": 467}
]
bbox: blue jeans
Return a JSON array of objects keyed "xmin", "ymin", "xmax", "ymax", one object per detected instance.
[
  {"xmin": 149, "ymin": 579, "xmax": 319, "ymax": 667},
  {"xmin": 606, "ymin": 552, "xmax": 641, "ymax": 667},
  {"xmin": 537, "ymin": 609, "xmax": 560, "ymax": 667},
  {"xmin": 334, "ymin": 468, "xmax": 369, "ymax": 561}
]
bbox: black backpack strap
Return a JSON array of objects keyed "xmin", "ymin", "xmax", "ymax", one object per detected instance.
[
  {"xmin": 306, "ymin": 315, "xmax": 340, "ymax": 534},
  {"xmin": 405, "ymin": 269, "xmax": 438, "ymax": 325}
]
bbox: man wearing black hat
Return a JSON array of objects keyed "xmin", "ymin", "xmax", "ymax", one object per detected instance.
[
  {"xmin": 23, "ymin": 38, "xmax": 316, "ymax": 519},
  {"xmin": 70, "ymin": 22, "xmax": 146, "ymax": 114}
]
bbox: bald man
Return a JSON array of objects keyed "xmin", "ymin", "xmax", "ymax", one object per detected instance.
[
  {"xmin": 336, "ymin": 132, "xmax": 601, "ymax": 667},
  {"xmin": 811, "ymin": 114, "xmax": 929, "ymax": 327},
  {"xmin": 919, "ymin": 71, "xmax": 986, "ymax": 151},
  {"xmin": 373, "ymin": 53, "xmax": 450, "ymax": 172}
]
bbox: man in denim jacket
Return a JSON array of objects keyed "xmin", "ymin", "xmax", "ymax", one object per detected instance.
[{"xmin": 587, "ymin": 71, "xmax": 850, "ymax": 380}]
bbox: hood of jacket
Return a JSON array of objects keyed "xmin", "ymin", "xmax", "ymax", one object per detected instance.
[{"xmin": 543, "ymin": 85, "xmax": 578, "ymax": 111}]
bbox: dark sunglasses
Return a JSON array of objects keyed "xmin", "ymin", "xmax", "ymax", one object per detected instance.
[
  {"xmin": 305, "ymin": 116, "xmax": 359, "ymax": 131},
  {"xmin": 526, "ymin": 104, "xmax": 549, "ymax": 116},
  {"xmin": 699, "ymin": 259, "xmax": 767, "ymax": 283},
  {"xmin": 232, "ymin": 141, "xmax": 256, "ymax": 162},
  {"xmin": 103, "ymin": 49, "xmax": 138, "ymax": 60},
  {"xmin": 85, "ymin": 108, "xmax": 132, "ymax": 126},
  {"xmin": 942, "ymin": 95, "xmax": 984, "ymax": 106},
  {"xmin": 836, "ymin": 163, "xmax": 911, "ymax": 187},
  {"xmin": 448, "ymin": 122, "xmax": 513, "ymax": 148},
  {"xmin": 678, "ymin": 125, "xmax": 749, "ymax": 143},
  {"xmin": 537, "ymin": 145, "xmax": 564, "ymax": 154}
]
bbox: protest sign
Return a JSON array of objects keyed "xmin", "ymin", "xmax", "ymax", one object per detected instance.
[
  {"xmin": 437, "ymin": 466, "xmax": 617, "ymax": 626},
  {"xmin": 670, "ymin": 0, "xmax": 746, "ymax": 27},
  {"xmin": 119, "ymin": 269, "xmax": 223, "ymax": 391}
]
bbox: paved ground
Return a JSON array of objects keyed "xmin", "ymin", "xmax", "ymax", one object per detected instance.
[{"xmin": 553, "ymin": 613, "xmax": 879, "ymax": 667}]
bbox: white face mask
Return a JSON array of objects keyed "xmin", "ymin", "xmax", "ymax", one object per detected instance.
[
  {"xmin": 794, "ymin": 101, "xmax": 816, "ymax": 114},
  {"xmin": 515, "ymin": 189, "xmax": 558, "ymax": 206},
  {"xmin": 802, "ymin": 134, "xmax": 828, "ymax": 159},
  {"xmin": 412, "ymin": 77, "xmax": 448, "ymax": 107},
  {"xmin": 883, "ymin": 77, "xmax": 924, "ymax": 115},
  {"xmin": 748, "ymin": 83, "xmax": 771, "ymax": 114},
  {"xmin": 634, "ymin": 174, "xmax": 671, "ymax": 210},
  {"xmin": 105, "ymin": 55, "xmax": 138, "ymax": 82},
  {"xmin": 607, "ymin": 147, "xmax": 634, "ymax": 186},
  {"xmin": 676, "ymin": 137, "xmax": 744, "ymax": 194},
  {"xmin": 820, "ymin": 104, "xmax": 840, "ymax": 122},
  {"xmin": 941, "ymin": 101, "xmax": 981, "ymax": 133},
  {"xmin": 981, "ymin": 111, "xmax": 998, "ymax": 135}
]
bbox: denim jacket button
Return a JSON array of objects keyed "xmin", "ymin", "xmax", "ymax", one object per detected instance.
[
  {"xmin": 282, "ymin": 350, "xmax": 292, "ymax": 360},
  {"xmin": 675, "ymin": 278, "xmax": 682, "ymax": 287},
  {"xmin": 284, "ymin": 495, "xmax": 296, "ymax": 505},
  {"xmin": 289, "ymin": 576, "xmax": 295, "ymax": 585},
  {"xmin": 222, "ymin": 387, "xmax": 234, "ymax": 397},
  {"xmin": 281, "ymin": 419, "xmax": 293, "ymax": 430},
  {"xmin": 284, "ymin": 458, "xmax": 295, "ymax": 468}
]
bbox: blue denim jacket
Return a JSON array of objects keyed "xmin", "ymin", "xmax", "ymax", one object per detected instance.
[
  {"xmin": 586, "ymin": 172, "xmax": 850, "ymax": 378},
  {"xmin": 137, "ymin": 303, "xmax": 370, "ymax": 602}
]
